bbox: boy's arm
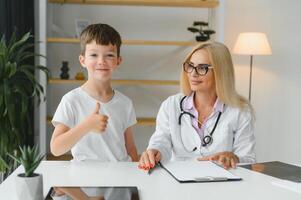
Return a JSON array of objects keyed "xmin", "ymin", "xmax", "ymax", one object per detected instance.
[
  {"xmin": 50, "ymin": 103, "xmax": 108, "ymax": 156},
  {"xmin": 124, "ymin": 126, "xmax": 139, "ymax": 162},
  {"xmin": 50, "ymin": 122, "xmax": 89, "ymax": 156}
]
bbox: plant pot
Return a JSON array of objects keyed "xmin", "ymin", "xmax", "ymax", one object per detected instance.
[{"xmin": 15, "ymin": 173, "xmax": 43, "ymax": 200}]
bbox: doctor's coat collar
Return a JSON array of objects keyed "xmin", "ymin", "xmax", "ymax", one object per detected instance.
[{"xmin": 184, "ymin": 92, "xmax": 224, "ymax": 113}]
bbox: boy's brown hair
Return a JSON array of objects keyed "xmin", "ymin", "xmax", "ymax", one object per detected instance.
[{"xmin": 80, "ymin": 23, "xmax": 122, "ymax": 56}]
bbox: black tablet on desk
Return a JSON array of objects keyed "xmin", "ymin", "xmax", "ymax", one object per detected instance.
[
  {"xmin": 45, "ymin": 186, "xmax": 139, "ymax": 200},
  {"xmin": 240, "ymin": 161, "xmax": 301, "ymax": 182}
]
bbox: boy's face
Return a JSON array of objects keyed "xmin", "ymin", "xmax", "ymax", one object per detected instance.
[{"xmin": 79, "ymin": 40, "xmax": 121, "ymax": 82}]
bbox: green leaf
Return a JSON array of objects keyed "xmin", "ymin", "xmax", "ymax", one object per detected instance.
[
  {"xmin": 14, "ymin": 86, "xmax": 29, "ymax": 119},
  {"xmin": 17, "ymin": 52, "xmax": 36, "ymax": 64},
  {"xmin": 7, "ymin": 31, "xmax": 17, "ymax": 50},
  {"xmin": 0, "ymin": 35, "xmax": 6, "ymax": 53},
  {"xmin": 8, "ymin": 62, "xmax": 17, "ymax": 78},
  {"xmin": 8, "ymin": 32, "xmax": 30, "ymax": 57},
  {"xmin": 0, "ymin": 55, "xmax": 5, "ymax": 78},
  {"xmin": 13, "ymin": 43, "xmax": 35, "ymax": 62},
  {"xmin": 0, "ymin": 84, "xmax": 4, "ymax": 115},
  {"xmin": 7, "ymin": 153, "xmax": 21, "ymax": 166},
  {"xmin": 0, "ymin": 156, "xmax": 9, "ymax": 172},
  {"xmin": 18, "ymin": 67, "xmax": 36, "ymax": 84},
  {"xmin": 3, "ymin": 62, "xmax": 12, "ymax": 78},
  {"xmin": 3, "ymin": 80, "xmax": 16, "ymax": 127},
  {"xmin": 35, "ymin": 65, "xmax": 50, "ymax": 80}
]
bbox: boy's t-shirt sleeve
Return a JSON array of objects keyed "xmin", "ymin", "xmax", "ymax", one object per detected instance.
[
  {"xmin": 52, "ymin": 96, "xmax": 75, "ymax": 128},
  {"xmin": 126, "ymin": 100, "xmax": 137, "ymax": 129}
]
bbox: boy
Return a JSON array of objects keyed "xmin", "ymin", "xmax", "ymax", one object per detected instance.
[{"xmin": 50, "ymin": 23, "xmax": 138, "ymax": 162}]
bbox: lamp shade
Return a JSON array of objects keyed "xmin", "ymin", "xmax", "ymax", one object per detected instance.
[{"xmin": 233, "ymin": 32, "xmax": 272, "ymax": 55}]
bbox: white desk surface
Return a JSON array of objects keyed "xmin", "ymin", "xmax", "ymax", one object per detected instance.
[{"xmin": 0, "ymin": 160, "xmax": 300, "ymax": 200}]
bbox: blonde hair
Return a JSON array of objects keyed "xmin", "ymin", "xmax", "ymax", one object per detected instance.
[{"xmin": 180, "ymin": 42, "xmax": 253, "ymax": 113}]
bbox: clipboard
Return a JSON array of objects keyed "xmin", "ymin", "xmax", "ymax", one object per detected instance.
[{"xmin": 160, "ymin": 160, "xmax": 242, "ymax": 183}]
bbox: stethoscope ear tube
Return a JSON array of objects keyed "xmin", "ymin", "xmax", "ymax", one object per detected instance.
[
  {"xmin": 178, "ymin": 96, "xmax": 187, "ymax": 125},
  {"xmin": 178, "ymin": 96, "xmax": 195, "ymax": 125},
  {"xmin": 178, "ymin": 112, "xmax": 183, "ymax": 125},
  {"xmin": 179, "ymin": 111, "xmax": 195, "ymax": 125}
]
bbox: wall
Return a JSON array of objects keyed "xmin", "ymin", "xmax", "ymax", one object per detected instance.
[{"xmin": 224, "ymin": 0, "xmax": 301, "ymax": 163}]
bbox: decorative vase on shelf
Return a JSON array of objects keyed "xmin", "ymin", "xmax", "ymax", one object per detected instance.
[
  {"xmin": 75, "ymin": 71, "xmax": 85, "ymax": 80},
  {"xmin": 60, "ymin": 61, "xmax": 70, "ymax": 79}
]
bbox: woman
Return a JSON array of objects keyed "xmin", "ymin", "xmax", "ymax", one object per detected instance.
[{"xmin": 139, "ymin": 42, "xmax": 255, "ymax": 170}]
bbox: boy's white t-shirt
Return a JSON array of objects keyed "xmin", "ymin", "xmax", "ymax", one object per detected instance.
[{"xmin": 52, "ymin": 87, "xmax": 137, "ymax": 162}]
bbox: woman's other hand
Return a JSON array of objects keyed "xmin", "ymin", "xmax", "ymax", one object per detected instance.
[{"xmin": 198, "ymin": 151, "xmax": 239, "ymax": 169}]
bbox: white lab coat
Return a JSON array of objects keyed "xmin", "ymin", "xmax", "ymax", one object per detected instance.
[{"xmin": 148, "ymin": 93, "xmax": 256, "ymax": 164}]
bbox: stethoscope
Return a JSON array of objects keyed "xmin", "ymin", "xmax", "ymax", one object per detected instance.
[{"xmin": 178, "ymin": 96, "xmax": 222, "ymax": 152}]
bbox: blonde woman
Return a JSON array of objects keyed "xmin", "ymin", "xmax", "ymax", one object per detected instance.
[{"xmin": 139, "ymin": 42, "xmax": 255, "ymax": 170}]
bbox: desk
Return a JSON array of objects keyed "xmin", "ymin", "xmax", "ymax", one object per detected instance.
[{"xmin": 0, "ymin": 161, "xmax": 300, "ymax": 200}]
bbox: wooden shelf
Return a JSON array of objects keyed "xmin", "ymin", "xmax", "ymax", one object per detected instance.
[
  {"xmin": 47, "ymin": 37, "xmax": 197, "ymax": 46},
  {"xmin": 47, "ymin": 116, "xmax": 155, "ymax": 125},
  {"xmin": 47, "ymin": 37, "xmax": 79, "ymax": 43},
  {"xmin": 49, "ymin": 78, "xmax": 179, "ymax": 86},
  {"xmin": 137, "ymin": 117, "xmax": 156, "ymax": 125},
  {"xmin": 49, "ymin": 0, "xmax": 219, "ymax": 8}
]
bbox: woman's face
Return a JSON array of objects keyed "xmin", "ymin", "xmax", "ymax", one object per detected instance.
[{"xmin": 187, "ymin": 49, "xmax": 216, "ymax": 93}]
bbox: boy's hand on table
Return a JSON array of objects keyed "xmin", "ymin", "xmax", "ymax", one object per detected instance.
[{"xmin": 86, "ymin": 102, "xmax": 108, "ymax": 133}]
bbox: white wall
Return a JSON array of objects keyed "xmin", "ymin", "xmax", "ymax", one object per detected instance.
[{"xmin": 224, "ymin": 0, "xmax": 301, "ymax": 163}]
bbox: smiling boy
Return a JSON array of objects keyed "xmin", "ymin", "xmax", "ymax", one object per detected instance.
[{"xmin": 50, "ymin": 23, "xmax": 138, "ymax": 162}]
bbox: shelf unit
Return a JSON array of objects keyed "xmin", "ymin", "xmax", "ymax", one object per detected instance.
[
  {"xmin": 47, "ymin": 37, "xmax": 198, "ymax": 46},
  {"xmin": 37, "ymin": 0, "xmax": 220, "ymax": 156},
  {"xmin": 49, "ymin": 0, "xmax": 219, "ymax": 8},
  {"xmin": 49, "ymin": 78, "xmax": 179, "ymax": 85}
]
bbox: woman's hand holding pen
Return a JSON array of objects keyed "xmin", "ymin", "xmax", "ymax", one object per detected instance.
[
  {"xmin": 138, "ymin": 149, "xmax": 161, "ymax": 171},
  {"xmin": 197, "ymin": 151, "xmax": 239, "ymax": 170},
  {"xmin": 86, "ymin": 102, "xmax": 108, "ymax": 133}
]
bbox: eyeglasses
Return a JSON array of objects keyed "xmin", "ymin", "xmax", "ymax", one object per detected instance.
[{"xmin": 183, "ymin": 62, "xmax": 213, "ymax": 76}]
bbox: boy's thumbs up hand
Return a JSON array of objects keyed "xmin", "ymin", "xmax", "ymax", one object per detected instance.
[{"xmin": 86, "ymin": 102, "xmax": 109, "ymax": 133}]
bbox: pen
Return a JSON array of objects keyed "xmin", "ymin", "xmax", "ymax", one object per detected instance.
[{"xmin": 148, "ymin": 162, "xmax": 161, "ymax": 175}]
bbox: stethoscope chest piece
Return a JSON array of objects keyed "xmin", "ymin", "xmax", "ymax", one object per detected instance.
[{"xmin": 202, "ymin": 135, "xmax": 212, "ymax": 147}]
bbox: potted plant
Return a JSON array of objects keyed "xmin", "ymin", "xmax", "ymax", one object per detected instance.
[
  {"xmin": 9, "ymin": 145, "xmax": 44, "ymax": 200},
  {"xmin": 0, "ymin": 31, "xmax": 49, "ymax": 179}
]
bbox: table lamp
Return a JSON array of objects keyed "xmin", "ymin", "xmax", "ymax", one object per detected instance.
[{"xmin": 233, "ymin": 32, "xmax": 272, "ymax": 101}]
